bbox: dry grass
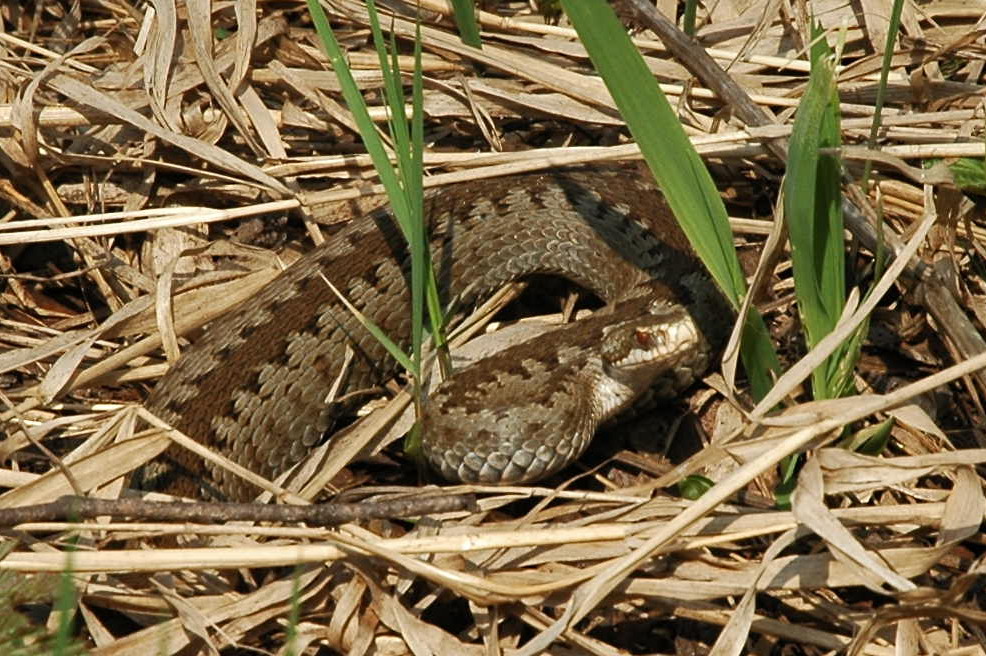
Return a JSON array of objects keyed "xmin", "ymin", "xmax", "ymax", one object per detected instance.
[{"xmin": 1, "ymin": 0, "xmax": 985, "ymax": 654}]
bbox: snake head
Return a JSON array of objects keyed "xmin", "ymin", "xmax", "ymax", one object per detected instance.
[{"xmin": 599, "ymin": 299, "xmax": 705, "ymax": 393}]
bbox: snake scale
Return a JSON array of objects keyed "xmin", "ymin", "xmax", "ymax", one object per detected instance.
[{"xmin": 144, "ymin": 167, "xmax": 731, "ymax": 500}]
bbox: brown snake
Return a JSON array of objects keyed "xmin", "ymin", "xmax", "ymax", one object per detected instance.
[{"xmin": 144, "ymin": 167, "xmax": 731, "ymax": 500}]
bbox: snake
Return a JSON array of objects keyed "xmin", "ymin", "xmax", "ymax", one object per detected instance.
[{"xmin": 143, "ymin": 167, "xmax": 731, "ymax": 500}]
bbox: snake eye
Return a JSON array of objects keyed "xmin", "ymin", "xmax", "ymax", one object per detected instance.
[{"xmin": 634, "ymin": 328, "xmax": 654, "ymax": 347}]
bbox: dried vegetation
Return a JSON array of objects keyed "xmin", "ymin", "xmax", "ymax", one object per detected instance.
[{"xmin": 1, "ymin": 0, "xmax": 986, "ymax": 654}]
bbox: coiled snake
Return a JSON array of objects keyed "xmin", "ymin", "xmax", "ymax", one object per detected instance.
[{"xmin": 144, "ymin": 167, "xmax": 731, "ymax": 500}]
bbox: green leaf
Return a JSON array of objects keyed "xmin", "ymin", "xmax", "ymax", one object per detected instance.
[
  {"xmin": 560, "ymin": 0, "xmax": 780, "ymax": 399},
  {"xmin": 449, "ymin": 0, "xmax": 482, "ymax": 48},
  {"xmin": 678, "ymin": 475, "xmax": 714, "ymax": 500},
  {"xmin": 949, "ymin": 157, "xmax": 986, "ymax": 195},
  {"xmin": 784, "ymin": 24, "xmax": 854, "ymax": 400},
  {"xmin": 839, "ymin": 417, "xmax": 893, "ymax": 455}
]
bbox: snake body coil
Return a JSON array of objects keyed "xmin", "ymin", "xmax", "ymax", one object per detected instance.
[{"xmin": 145, "ymin": 167, "xmax": 730, "ymax": 500}]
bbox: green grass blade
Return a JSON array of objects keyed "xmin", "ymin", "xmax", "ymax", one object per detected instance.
[
  {"xmin": 306, "ymin": 0, "xmax": 448, "ymax": 385},
  {"xmin": 861, "ymin": 0, "xmax": 905, "ymax": 188},
  {"xmin": 449, "ymin": 0, "xmax": 482, "ymax": 47},
  {"xmin": 560, "ymin": 5, "xmax": 741, "ymax": 299},
  {"xmin": 405, "ymin": 26, "xmax": 427, "ymax": 371},
  {"xmin": 560, "ymin": 0, "xmax": 779, "ymax": 399},
  {"xmin": 372, "ymin": 6, "xmax": 427, "ymax": 372},
  {"xmin": 682, "ymin": 0, "xmax": 698, "ymax": 36},
  {"xmin": 305, "ymin": 0, "xmax": 408, "ymax": 229},
  {"xmin": 52, "ymin": 541, "xmax": 77, "ymax": 656},
  {"xmin": 785, "ymin": 24, "xmax": 854, "ymax": 400},
  {"xmin": 308, "ymin": 0, "xmax": 418, "ymax": 377},
  {"xmin": 320, "ymin": 272, "xmax": 415, "ymax": 373},
  {"xmin": 409, "ymin": 22, "xmax": 450, "ymax": 369},
  {"xmin": 284, "ymin": 566, "xmax": 303, "ymax": 656}
]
